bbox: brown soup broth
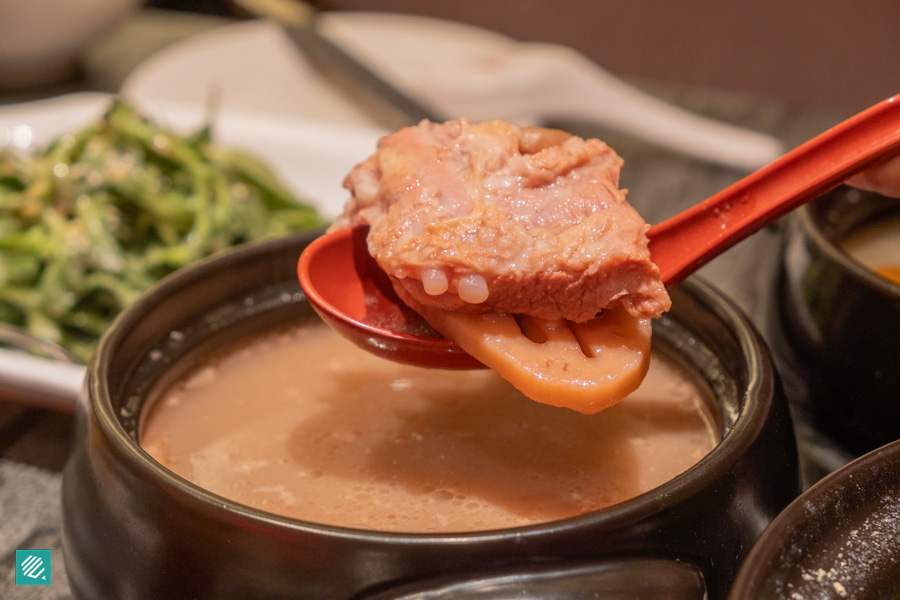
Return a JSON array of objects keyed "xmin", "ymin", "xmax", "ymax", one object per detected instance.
[
  {"xmin": 841, "ymin": 214, "xmax": 900, "ymax": 286},
  {"xmin": 140, "ymin": 324, "xmax": 720, "ymax": 533}
]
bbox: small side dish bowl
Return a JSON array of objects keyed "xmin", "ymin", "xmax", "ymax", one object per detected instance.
[
  {"xmin": 729, "ymin": 438, "xmax": 900, "ymax": 599},
  {"xmin": 778, "ymin": 186, "xmax": 900, "ymax": 459},
  {"xmin": 0, "ymin": 0, "xmax": 140, "ymax": 87},
  {"xmin": 61, "ymin": 232, "xmax": 799, "ymax": 600}
]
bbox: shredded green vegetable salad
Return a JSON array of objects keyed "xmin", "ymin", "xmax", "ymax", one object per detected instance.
[{"xmin": 0, "ymin": 99, "xmax": 327, "ymax": 362}]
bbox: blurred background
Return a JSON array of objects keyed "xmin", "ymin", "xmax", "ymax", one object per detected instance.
[
  {"xmin": 148, "ymin": 0, "xmax": 900, "ymax": 114},
  {"xmin": 0, "ymin": 2, "xmax": 895, "ymax": 583}
]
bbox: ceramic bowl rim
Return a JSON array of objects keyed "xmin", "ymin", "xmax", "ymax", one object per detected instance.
[
  {"xmin": 730, "ymin": 437, "xmax": 900, "ymax": 593},
  {"xmin": 796, "ymin": 191, "xmax": 900, "ymax": 299}
]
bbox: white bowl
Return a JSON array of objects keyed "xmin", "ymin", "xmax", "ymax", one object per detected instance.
[{"xmin": 0, "ymin": 0, "xmax": 141, "ymax": 87}]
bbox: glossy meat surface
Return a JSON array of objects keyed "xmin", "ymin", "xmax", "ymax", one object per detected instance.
[{"xmin": 332, "ymin": 119, "xmax": 670, "ymax": 323}]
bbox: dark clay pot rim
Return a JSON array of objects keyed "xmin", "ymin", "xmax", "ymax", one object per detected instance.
[
  {"xmin": 729, "ymin": 437, "xmax": 900, "ymax": 596},
  {"xmin": 797, "ymin": 190, "xmax": 900, "ymax": 300},
  {"xmin": 85, "ymin": 232, "xmax": 775, "ymax": 545}
]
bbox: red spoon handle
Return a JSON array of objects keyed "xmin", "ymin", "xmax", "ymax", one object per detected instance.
[{"xmin": 647, "ymin": 94, "xmax": 900, "ymax": 286}]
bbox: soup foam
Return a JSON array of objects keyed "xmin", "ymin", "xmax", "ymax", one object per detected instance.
[{"xmin": 141, "ymin": 324, "xmax": 719, "ymax": 533}]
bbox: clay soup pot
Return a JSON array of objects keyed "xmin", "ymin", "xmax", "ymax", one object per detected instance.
[{"xmin": 61, "ymin": 232, "xmax": 798, "ymax": 599}]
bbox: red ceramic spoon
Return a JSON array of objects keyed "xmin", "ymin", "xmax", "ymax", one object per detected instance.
[{"xmin": 298, "ymin": 94, "xmax": 900, "ymax": 369}]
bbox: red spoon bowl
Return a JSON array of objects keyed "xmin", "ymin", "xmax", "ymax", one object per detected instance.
[
  {"xmin": 299, "ymin": 94, "xmax": 900, "ymax": 369},
  {"xmin": 298, "ymin": 224, "xmax": 484, "ymax": 368}
]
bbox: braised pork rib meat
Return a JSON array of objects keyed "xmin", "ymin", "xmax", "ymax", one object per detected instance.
[{"xmin": 331, "ymin": 118, "xmax": 670, "ymax": 324}]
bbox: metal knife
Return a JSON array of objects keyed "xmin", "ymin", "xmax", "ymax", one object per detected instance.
[{"xmin": 232, "ymin": 0, "xmax": 443, "ymax": 129}]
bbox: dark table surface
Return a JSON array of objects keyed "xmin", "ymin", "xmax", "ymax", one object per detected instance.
[{"xmin": 0, "ymin": 8, "xmax": 859, "ymax": 598}]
